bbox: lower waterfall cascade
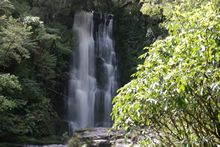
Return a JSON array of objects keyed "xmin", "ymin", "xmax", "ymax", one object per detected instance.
[{"xmin": 67, "ymin": 11, "xmax": 119, "ymax": 132}]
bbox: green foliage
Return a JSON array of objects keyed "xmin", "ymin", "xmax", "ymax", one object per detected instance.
[
  {"xmin": 140, "ymin": 0, "xmax": 164, "ymax": 17},
  {"xmin": 0, "ymin": 0, "xmax": 14, "ymax": 16},
  {"xmin": 23, "ymin": 16, "xmax": 44, "ymax": 28},
  {"xmin": 0, "ymin": 74, "xmax": 21, "ymax": 92},
  {"xmin": 24, "ymin": 97, "xmax": 58, "ymax": 136},
  {"xmin": 67, "ymin": 137, "xmax": 82, "ymax": 147},
  {"xmin": 0, "ymin": 0, "xmax": 72, "ymax": 139},
  {"xmin": 0, "ymin": 16, "xmax": 35, "ymax": 67},
  {"xmin": 115, "ymin": 1, "xmax": 166, "ymax": 85},
  {"xmin": 35, "ymin": 51, "xmax": 57, "ymax": 80},
  {"xmin": 115, "ymin": 4, "xmax": 146, "ymax": 84},
  {"xmin": 0, "ymin": 74, "xmax": 21, "ymax": 112},
  {"xmin": 0, "ymin": 74, "xmax": 26, "ymax": 135},
  {"xmin": 0, "ymin": 96, "xmax": 16, "ymax": 112},
  {"xmin": 112, "ymin": 0, "xmax": 220, "ymax": 145}
]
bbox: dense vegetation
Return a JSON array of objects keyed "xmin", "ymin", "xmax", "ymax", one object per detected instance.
[
  {"xmin": 0, "ymin": 0, "xmax": 153, "ymax": 144},
  {"xmin": 2, "ymin": 0, "xmax": 219, "ymax": 146},
  {"xmin": 115, "ymin": 1, "xmax": 167, "ymax": 84},
  {"xmin": 0, "ymin": 0, "xmax": 73, "ymax": 142},
  {"xmin": 112, "ymin": 0, "xmax": 220, "ymax": 145}
]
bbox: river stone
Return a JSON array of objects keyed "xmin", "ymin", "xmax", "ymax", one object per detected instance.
[{"xmin": 68, "ymin": 127, "xmax": 137, "ymax": 147}]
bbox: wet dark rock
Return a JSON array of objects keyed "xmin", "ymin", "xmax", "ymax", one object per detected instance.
[{"xmin": 68, "ymin": 127, "xmax": 129, "ymax": 147}]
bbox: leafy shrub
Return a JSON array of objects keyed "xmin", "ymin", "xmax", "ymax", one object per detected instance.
[{"xmin": 112, "ymin": 1, "xmax": 220, "ymax": 145}]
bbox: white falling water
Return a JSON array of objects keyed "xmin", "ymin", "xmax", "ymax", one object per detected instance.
[{"xmin": 68, "ymin": 11, "xmax": 118, "ymax": 131}]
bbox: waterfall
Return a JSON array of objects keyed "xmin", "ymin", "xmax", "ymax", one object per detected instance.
[{"xmin": 68, "ymin": 11, "xmax": 118, "ymax": 132}]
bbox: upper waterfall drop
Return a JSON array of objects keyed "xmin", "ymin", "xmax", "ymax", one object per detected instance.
[{"xmin": 67, "ymin": 11, "xmax": 118, "ymax": 132}]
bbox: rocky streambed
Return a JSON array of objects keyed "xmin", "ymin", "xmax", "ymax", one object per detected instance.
[
  {"xmin": 20, "ymin": 127, "xmax": 157, "ymax": 147},
  {"xmin": 68, "ymin": 127, "xmax": 138, "ymax": 147}
]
